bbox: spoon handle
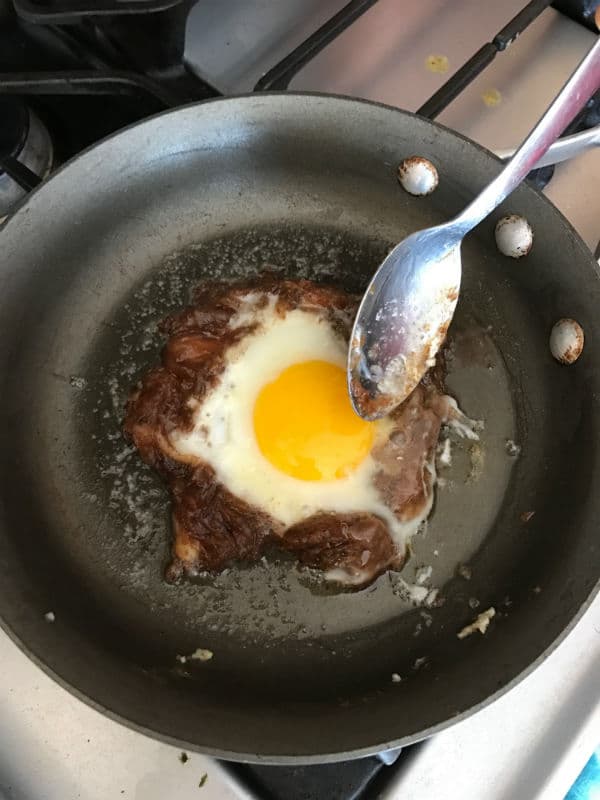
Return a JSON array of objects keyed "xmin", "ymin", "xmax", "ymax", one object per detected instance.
[
  {"xmin": 495, "ymin": 125, "xmax": 600, "ymax": 169},
  {"xmin": 454, "ymin": 37, "xmax": 600, "ymax": 235}
]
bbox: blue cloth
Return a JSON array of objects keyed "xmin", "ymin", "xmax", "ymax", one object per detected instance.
[{"xmin": 565, "ymin": 748, "xmax": 600, "ymax": 800}]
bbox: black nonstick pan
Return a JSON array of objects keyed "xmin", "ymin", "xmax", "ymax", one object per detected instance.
[{"xmin": 0, "ymin": 94, "xmax": 599, "ymax": 762}]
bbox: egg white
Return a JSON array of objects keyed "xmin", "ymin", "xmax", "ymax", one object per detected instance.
[{"xmin": 170, "ymin": 299, "xmax": 434, "ymax": 552}]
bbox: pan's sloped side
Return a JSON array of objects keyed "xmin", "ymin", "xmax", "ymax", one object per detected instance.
[{"xmin": 0, "ymin": 94, "xmax": 599, "ymax": 762}]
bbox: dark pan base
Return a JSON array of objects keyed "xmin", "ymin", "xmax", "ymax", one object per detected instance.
[{"xmin": 0, "ymin": 95, "xmax": 598, "ymax": 761}]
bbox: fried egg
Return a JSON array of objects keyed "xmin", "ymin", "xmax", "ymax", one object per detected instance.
[
  {"xmin": 125, "ymin": 278, "xmax": 482, "ymax": 587},
  {"xmin": 170, "ymin": 298, "xmax": 433, "ymax": 553}
]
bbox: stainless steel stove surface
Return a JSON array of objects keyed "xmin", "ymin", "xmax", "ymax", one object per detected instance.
[
  {"xmin": 186, "ymin": 0, "xmax": 600, "ymax": 248},
  {"xmin": 1, "ymin": 2, "xmax": 599, "ymax": 799}
]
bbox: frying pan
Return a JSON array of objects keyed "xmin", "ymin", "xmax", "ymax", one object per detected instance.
[{"xmin": 0, "ymin": 93, "xmax": 599, "ymax": 763}]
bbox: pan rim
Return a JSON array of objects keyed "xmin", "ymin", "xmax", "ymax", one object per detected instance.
[
  {"xmin": 2, "ymin": 88, "xmax": 597, "ymax": 258},
  {"xmin": 1, "ymin": 91, "xmax": 599, "ymax": 763},
  {"xmin": 1, "ymin": 582, "xmax": 598, "ymax": 764}
]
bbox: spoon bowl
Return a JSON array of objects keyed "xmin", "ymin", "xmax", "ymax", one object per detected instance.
[{"xmin": 348, "ymin": 223, "xmax": 463, "ymax": 420}]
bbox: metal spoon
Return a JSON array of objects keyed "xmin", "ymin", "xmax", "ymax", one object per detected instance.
[{"xmin": 348, "ymin": 38, "xmax": 600, "ymax": 421}]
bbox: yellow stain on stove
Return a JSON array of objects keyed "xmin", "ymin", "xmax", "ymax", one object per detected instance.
[
  {"xmin": 482, "ymin": 88, "xmax": 502, "ymax": 107},
  {"xmin": 425, "ymin": 54, "xmax": 449, "ymax": 74}
]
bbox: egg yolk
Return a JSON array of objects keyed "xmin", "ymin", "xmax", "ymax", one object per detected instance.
[{"xmin": 253, "ymin": 360, "xmax": 375, "ymax": 481}]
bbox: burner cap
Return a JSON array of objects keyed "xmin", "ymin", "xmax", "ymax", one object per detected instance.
[{"xmin": 0, "ymin": 98, "xmax": 29, "ymax": 162}]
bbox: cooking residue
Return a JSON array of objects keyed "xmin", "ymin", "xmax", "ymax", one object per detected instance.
[
  {"xmin": 426, "ymin": 54, "xmax": 449, "ymax": 73},
  {"xmin": 505, "ymin": 439, "xmax": 521, "ymax": 457},
  {"xmin": 176, "ymin": 648, "xmax": 214, "ymax": 664},
  {"xmin": 191, "ymin": 648, "xmax": 214, "ymax": 662},
  {"xmin": 482, "ymin": 88, "xmax": 502, "ymax": 107},
  {"xmin": 457, "ymin": 607, "xmax": 496, "ymax": 639}
]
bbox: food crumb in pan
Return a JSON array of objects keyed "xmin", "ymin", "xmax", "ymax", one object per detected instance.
[
  {"xmin": 198, "ymin": 773, "xmax": 208, "ymax": 788},
  {"xmin": 416, "ymin": 565, "xmax": 432, "ymax": 585},
  {"xmin": 179, "ymin": 752, "xmax": 189, "ymax": 764},
  {"xmin": 420, "ymin": 611, "xmax": 433, "ymax": 627},
  {"xmin": 468, "ymin": 597, "xmax": 480, "ymax": 610},
  {"xmin": 389, "ymin": 575, "xmax": 436, "ymax": 605},
  {"xmin": 505, "ymin": 439, "xmax": 521, "ymax": 457},
  {"xmin": 520, "ymin": 510, "xmax": 535, "ymax": 524},
  {"xmin": 468, "ymin": 443, "xmax": 485, "ymax": 481},
  {"xmin": 425, "ymin": 588, "xmax": 439, "ymax": 607},
  {"xmin": 69, "ymin": 375, "xmax": 87, "ymax": 389},
  {"xmin": 409, "ymin": 585, "xmax": 429, "ymax": 604},
  {"xmin": 190, "ymin": 648, "xmax": 214, "ymax": 662},
  {"xmin": 457, "ymin": 564, "xmax": 472, "ymax": 580},
  {"xmin": 447, "ymin": 405, "xmax": 483, "ymax": 440},
  {"xmin": 413, "ymin": 656, "xmax": 428, "ymax": 670},
  {"xmin": 457, "ymin": 607, "xmax": 495, "ymax": 639},
  {"xmin": 391, "ymin": 673, "xmax": 402, "ymax": 683},
  {"xmin": 44, "ymin": 611, "xmax": 55, "ymax": 623},
  {"xmin": 176, "ymin": 649, "xmax": 214, "ymax": 663},
  {"xmin": 437, "ymin": 438, "xmax": 452, "ymax": 467},
  {"xmin": 533, "ymin": 585, "xmax": 542, "ymax": 594}
]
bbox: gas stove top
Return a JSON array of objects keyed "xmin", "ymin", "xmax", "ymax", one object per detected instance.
[{"xmin": 0, "ymin": 2, "xmax": 598, "ymax": 799}]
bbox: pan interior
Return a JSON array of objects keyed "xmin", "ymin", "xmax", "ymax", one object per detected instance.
[
  {"xmin": 73, "ymin": 224, "xmax": 515, "ymax": 652},
  {"xmin": 0, "ymin": 95, "xmax": 598, "ymax": 760}
]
